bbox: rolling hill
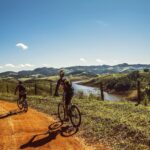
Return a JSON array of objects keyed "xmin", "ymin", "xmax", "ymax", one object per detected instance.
[{"xmin": 0, "ymin": 63, "xmax": 150, "ymax": 78}]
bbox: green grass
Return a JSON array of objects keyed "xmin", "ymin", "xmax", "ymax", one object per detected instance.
[{"xmin": 0, "ymin": 93, "xmax": 150, "ymax": 150}]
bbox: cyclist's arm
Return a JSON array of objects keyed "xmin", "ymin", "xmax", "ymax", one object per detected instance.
[
  {"xmin": 54, "ymin": 79, "xmax": 61, "ymax": 96},
  {"xmin": 23, "ymin": 86, "xmax": 27, "ymax": 92},
  {"xmin": 14, "ymin": 85, "xmax": 18, "ymax": 95}
]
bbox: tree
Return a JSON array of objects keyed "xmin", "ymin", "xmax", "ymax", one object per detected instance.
[
  {"xmin": 128, "ymin": 71, "xmax": 139, "ymax": 81},
  {"xmin": 114, "ymin": 78, "xmax": 131, "ymax": 92},
  {"xmin": 144, "ymin": 69, "xmax": 149, "ymax": 72}
]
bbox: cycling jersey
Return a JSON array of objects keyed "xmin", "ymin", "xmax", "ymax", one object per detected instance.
[
  {"xmin": 54, "ymin": 77, "xmax": 74, "ymax": 96},
  {"xmin": 15, "ymin": 84, "xmax": 26, "ymax": 95}
]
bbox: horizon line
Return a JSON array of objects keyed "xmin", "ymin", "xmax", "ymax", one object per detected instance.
[{"xmin": 0, "ymin": 63, "xmax": 150, "ymax": 73}]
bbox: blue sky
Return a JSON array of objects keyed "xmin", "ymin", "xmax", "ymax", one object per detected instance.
[{"xmin": 0, "ymin": 0, "xmax": 150, "ymax": 72}]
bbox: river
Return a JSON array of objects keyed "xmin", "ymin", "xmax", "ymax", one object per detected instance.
[{"xmin": 72, "ymin": 82, "xmax": 125, "ymax": 102}]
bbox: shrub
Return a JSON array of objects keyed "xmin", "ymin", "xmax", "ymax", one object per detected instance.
[
  {"xmin": 114, "ymin": 78, "xmax": 131, "ymax": 92},
  {"xmin": 144, "ymin": 69, "xmax": 149, "ymax": 72},
  {"xmin": 128, "ymin": 71, "xmax": 139, "ymax": 80}
]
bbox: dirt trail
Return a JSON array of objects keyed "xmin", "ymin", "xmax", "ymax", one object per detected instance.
[{"xmin": 0, "ymin": 100, "xmax": 96, "ymax": 150}]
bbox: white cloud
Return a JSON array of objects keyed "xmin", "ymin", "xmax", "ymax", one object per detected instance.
[
  {"xmin": 18, "ymin": 64, "xmax": 35, "ymax": 68},
  {"xmin": 24, "ymin": 64, "xmax": 34, "ymax": 67},
  {"xmin": 5, "ymin": 64, "xmax": 15, "ymax": 68},
  {"xmin": 16, "ymin": 43, "xmax": 28, "ymax": 50},
  {"xmin": 0, "ymin": 66, "xmax": 3, "ymax": 69},
  {"xmin": 4, "ymin": 64, "xmax": 35, "ymax": 69},
  {"xmin": 80, "ymin": 58, "xmax": 87, "ymax": 63},
  {"xmin": 96, "ymin": 59, "xmax": 106, "ymax": 64}
]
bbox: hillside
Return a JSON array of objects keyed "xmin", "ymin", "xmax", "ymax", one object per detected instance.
[{"xmin": 0, "ymin": 63, "xmax": 150, "ymax": 78}]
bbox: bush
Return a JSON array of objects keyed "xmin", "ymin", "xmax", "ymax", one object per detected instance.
[
  {"xmin": 144, "ymin": 69, "xmax": 149, "ymax": 72},
  {"xmin": 114, "ymin": 78, "xmax": 131, "ymax": 92},
  {"xmin": 128, "ymin": 71, "xmax": 139, "ymax": 80},
  {"xmin": 105, "ymin": 78, "xmax": 117, "ymax": 90}
]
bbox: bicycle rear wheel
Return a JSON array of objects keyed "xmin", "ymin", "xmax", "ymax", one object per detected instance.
[
  {"xmin": 23, "ymin": 100, "xmax": 28, "ymax": 112},
  {"xmin": 58, "ymin": 103, "xmax": 65, "ymax": 122},
  {"xmin": 17, "ymin": 99, "xmax": 23, "ymax": 110},
  {"xmin": 70, "ymin": 105, "xmax": 81, "ymax": 127}
]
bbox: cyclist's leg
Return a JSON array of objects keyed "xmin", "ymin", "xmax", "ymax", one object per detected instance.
[
  {"xmin": 23, "ymin": 94, "xmax": 27, "ymax": 101},
  {"xmin": 62, "ymin": 93, "xmax": 65, "ymax": 102},
  {"xmin": 63, "ymin": 93, "xmax": 68, "ymax": 119},
  {"xmin": 63, "ymin": 93, "xmax": 68, "ymax": 120},
  {"xmin": 23, "ymin": 94, "xmax": 27, "ymax": 106},
  {"xmin": 65, "ymin": 93, "xmax": 73, "ymax": 118},
  {"xmin": 17, "ymin": 94, "xmax": 23, "ymax": 109},
  {"xmin": 19, "ymin": 94, "xmax": 22, "ymax": 101}
]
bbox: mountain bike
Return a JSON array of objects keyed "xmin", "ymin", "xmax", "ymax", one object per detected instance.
[
  {"xmin": 58, "ymin": 100, "xmax": 81, "ymax": 128},
  {"xmin": 17, "ymin": 97, "xmax": 28, "ymax": 112}
]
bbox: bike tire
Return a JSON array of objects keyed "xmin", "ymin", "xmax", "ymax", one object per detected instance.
[
  {"xmin": 58, "ymin": 103, "xmax": 65, "ymax": 122},
  {"xmin": 17, "ymin": 99, "xmax": 23, "ymax": 110},
  {"xmin": 23, "ymin": 100, "xmax": 28, "ymax": 112},
  {"xmin": 70, "ymin": 105, "xmax": 81, "ymax": 127}
]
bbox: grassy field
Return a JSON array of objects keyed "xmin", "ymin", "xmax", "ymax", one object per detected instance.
[{"xmin": 0, "ymin": 92, "xmax": 150, "ymax": 150}]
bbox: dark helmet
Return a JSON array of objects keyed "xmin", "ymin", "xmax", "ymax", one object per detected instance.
[
  {"xmin": 59, "ymin": 69, "xmax": 65, "ymax": 77},
  {"xmin": 19, "ymin": 81, "xmax": 22, "ymax": 84}
]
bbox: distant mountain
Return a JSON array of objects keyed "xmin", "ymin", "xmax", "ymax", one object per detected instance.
[
  {"xmin": 0, "ymin": 63, "xmax": 150, "ymax": 78},
  {"xmin": 0, "ymin": 71, "xmax": 18, "ymax": 77},
  {"xmin": 17, "ymin": 67, "xmax": 58, "ymax": 77},
  {"xmin": 0, "ymin": 67, "xmax": 58, "ymax": 78}
]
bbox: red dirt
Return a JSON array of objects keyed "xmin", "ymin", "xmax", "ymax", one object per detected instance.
[{"xmin": 0, "ymin": 100, "xmax": 109, "ymax": 150}]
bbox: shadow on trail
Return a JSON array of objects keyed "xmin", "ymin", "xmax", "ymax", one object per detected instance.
[
  {"xmin": 0, "ymin": 109, "xmax": 25, "ymax": 119},
  {"xmin": 20, "ymin": 121, "xmax": 79, "ymax": 149},
  {"xmin": 48, "ymin": 121, "xmax": 79, "ymax": 137}
]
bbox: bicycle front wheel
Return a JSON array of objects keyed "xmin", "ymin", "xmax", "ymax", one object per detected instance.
[
  {"xmin": 58, "ymin": 103, "xmax": 65, "ymax": 122},
  {"xmin": 70, "ymin": 105, "xmax": 81, "ymax": 127}
]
